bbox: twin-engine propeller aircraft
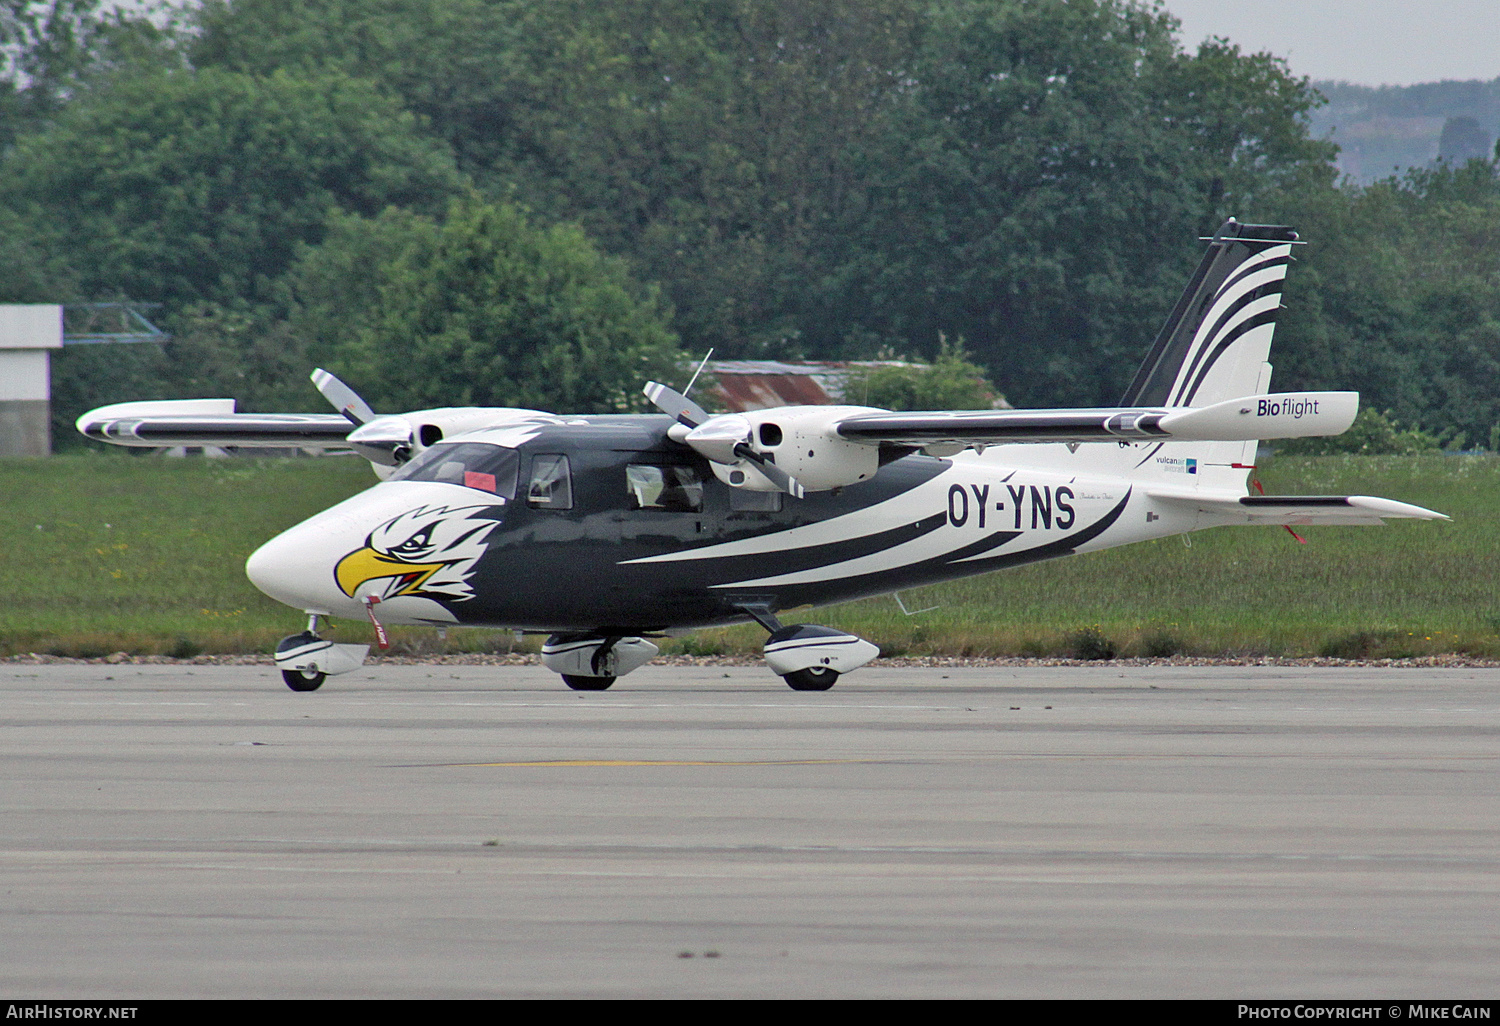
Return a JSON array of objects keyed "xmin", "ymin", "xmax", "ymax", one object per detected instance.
[{"xmin": 79, "ymin": 220, "xmax": 1446, "ymax": 692}]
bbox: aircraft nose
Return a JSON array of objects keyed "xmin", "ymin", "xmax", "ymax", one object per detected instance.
[
  {"xmin": 246, "ymin": 513, "xmax": 359, "ymax": 613},
  {"xmin": 247, "ymin": 482, "xmax": 511, "ymax": 623}
]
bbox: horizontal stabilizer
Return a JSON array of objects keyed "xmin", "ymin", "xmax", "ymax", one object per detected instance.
[
  {"xmin": 78, "ymin": 400, "xmax": 354, "ymax": 448},
  {"xmin": 1150, "ymin": 490, "xmax": 1448, "ymax": 525}
]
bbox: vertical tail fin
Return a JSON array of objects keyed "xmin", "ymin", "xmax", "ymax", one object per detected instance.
[
  {"xmin": 995, "ymin": 220, "xmax": 1301, "ymax": 493},
  {"xmin": 1120, "ymin": 219, "xmax": 1298, "ymax": 410}
]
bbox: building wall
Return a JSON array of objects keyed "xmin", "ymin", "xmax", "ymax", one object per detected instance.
[
  {"xmin": 0, "ymin": 305, "xmax": 62, "ymax": 456},
  {"xmin": 0, "ymin": 399, "xmax": 50, "ymax": 456}
]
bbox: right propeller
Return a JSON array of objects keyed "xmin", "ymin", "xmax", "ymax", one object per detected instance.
[
  {"xmin": 643, "ymin": 381, "xmax": 710, "ymax": 429},
  {"xmin": 643, "ymin": 381, "xmax": 805, "ymax": 498}
]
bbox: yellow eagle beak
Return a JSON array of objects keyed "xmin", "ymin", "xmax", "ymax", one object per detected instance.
[{"xmin": 335, "ymin": 547, "xmax": 445, "ymax": 599}]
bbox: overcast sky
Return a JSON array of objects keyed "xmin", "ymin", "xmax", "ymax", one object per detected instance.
[{"xmin": 1163, "ymin": 0, "xmax": 1500, "ymax": 86}]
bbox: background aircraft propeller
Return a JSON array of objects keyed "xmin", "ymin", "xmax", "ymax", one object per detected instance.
[
  {"xmin": 312, "ymin": 368, "xmax": 377, "ymax": 426},
  {"xmin": 313, "ymin": 369, "xmax": 416, "ymax": 466}
]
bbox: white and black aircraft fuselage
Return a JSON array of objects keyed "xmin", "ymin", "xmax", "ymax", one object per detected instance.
[{"xmin": 78, "ymin": 220, "xmax": 1447, "ymax": 692}]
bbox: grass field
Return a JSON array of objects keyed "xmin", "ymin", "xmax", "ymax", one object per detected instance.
[{"xmin": 1, "ymin": 451, "xmax": 1493, "ymax": 659}]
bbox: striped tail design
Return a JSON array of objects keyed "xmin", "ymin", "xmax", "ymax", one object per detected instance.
[{"xmin": 1121, "ymin": 219, "xmax": 1298, "ymax": 410}]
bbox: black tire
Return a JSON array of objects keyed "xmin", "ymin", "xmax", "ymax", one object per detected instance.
[
  {"xmin": 282, "ymin": 668, "xmax": 326, "ymax": 692},
  {"xmin": 562, "ymin": 674, "xmax": 616, "ymax": 691},
  {"xmin": 783, "ymin": 667, "xmax": 838, "ymax": 691}
]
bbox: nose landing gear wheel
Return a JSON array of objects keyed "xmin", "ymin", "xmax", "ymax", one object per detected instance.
[
  {"xmin": 782, "ymin": 667, "xmax": 838, "ymax": 691},
  {"xmin": 282, "ymin": 667, "xmax": 326, "ymax": 692},
  {"xmin": 562, "ymin": 674, "xmax": 616, "ymax": 691}
]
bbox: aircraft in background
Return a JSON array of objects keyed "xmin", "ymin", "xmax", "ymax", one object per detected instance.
[{"xmin": 78, "ymin": 220, "xmax": 1446, "ymax": 692}]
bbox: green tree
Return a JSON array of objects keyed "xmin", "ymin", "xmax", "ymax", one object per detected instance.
[
  {"xmin": 0, "ymin": 0, "xmax": 177, "ymax": 142},
  {"xmin": 844, "ymin": 339, "xmax": 1001, "ymax": 410},
  {"xmin": 187, "ymin": 0, "xmax": 923, "ymax": 356},
  {"xmin": 1151, "ymin": 37, "xmax": 1338, "ymax": 232},
  {"xmin": 1, "ymin": 66, "xmax": 461, "ymax": 314},
  {"xmin": 181, "ymin": 0, "xmax": 1340, "ymax": 403},
  {"xmin": 189, "ymin": 0, "xmax": 517, "ymax": 173},
  {"xmin": 1276, "ymin": 408, "xmax": 1441, "ymax": 455},
  {"xmin": 813, "ymin": 0, "xmax": 1337, "ymax": 407},
  {"xmin": 489, "ymin": 0, "xmax": 923, "ymax": 356},
  {"xmin": 285, "ymin": 196, "xmax": 684, "ymax": 414},
  {"xmin": 1269, "ymin": 159, "xmax": 1500, "ymax": 443}
]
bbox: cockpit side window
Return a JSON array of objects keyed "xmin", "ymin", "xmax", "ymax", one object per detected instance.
[
  {"xmin": 527, "ymin": 454, "xmax": 573, "ymax": 509},
  {"xmin": 390, "ymin": 442, "xmax": 520, "ymax": 499},
  {"xmin": 626, "ymin": 463, "xmax": 704, "ymax": 512}
]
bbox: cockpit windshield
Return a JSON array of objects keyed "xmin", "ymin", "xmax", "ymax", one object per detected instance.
[{"xmin": 390, "ymin": 442, "xmax": 521, "ymax": 499}]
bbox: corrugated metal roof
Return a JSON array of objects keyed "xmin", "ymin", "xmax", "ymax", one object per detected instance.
[
  {"xmin": 713, "ymin": 373, "xmax": 835, "ymax": 410},
  {"xmin": 705, "ymin": 360, "xmax": 913, "ymax": 412}
]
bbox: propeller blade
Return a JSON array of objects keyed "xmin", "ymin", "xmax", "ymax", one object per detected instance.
[
  {"xmin": 643, "ymin": 381, "xmax": 710, "ymax": 429},
  {"xmin": 733, "ymin": 442, "xmax": 805, "ymax": 499},
  {"xmin": 312, "ymin": 368, "xmax": 377, "ymax": 426}
]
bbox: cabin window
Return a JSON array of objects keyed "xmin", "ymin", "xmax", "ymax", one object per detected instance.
[
  {"xmin": 626, "ymin": 463, "xmax": 703, "ymax": 512},
  {"xmin": 527, "ymin": 454, "xmax": 573, "ymax": 509},
  {"xmin": 391, "ymin": 442, "xmax": 519, "ymax": 499}
]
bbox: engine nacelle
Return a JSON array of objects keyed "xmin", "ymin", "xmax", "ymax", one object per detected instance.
[
  {"xmin": 348, "ymin": 407, "xmax": 559, "ymax": 470},
  {"xmin": 406, "ymin": 407, "xmax": 556, "ymax": 448},
  {"xmin": 736, "ymin": 405, "xmax": 882, "ymax": 492}
]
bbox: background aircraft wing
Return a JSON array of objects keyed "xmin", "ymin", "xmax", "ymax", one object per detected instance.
[{"xmin": 77, "ymin": 400, "xmax": 354, "ymax": 449}]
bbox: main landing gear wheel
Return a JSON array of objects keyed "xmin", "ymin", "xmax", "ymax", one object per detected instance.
[
  {"xmin": 282, "ymin": 667, "xmax": 326, "ymax": 692},
  {"xmin": 782, "ymin": 667, "xmax": 839, "ymax": 691},
  {"xmin": 562, "ymin": 674, "xmax": 617, "ymax": 691}
]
